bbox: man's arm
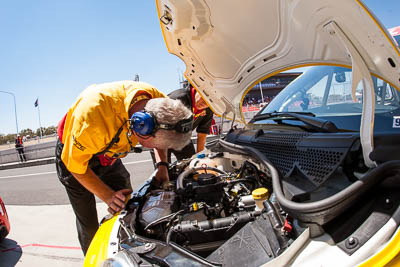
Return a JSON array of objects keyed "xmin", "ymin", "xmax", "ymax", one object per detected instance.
[
  {"xmin": 196, "ymin": 132, "xmax": 207, "ymax": 153},
  {"xmin": 153, "ymin": 148, "xmax": 169, "ymax": 186},
  {"xmin": 71, "ymin": 168, "xmax": 132, "ymax": 215}
]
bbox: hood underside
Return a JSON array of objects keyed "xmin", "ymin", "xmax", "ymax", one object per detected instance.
[{"xmin": 156, "ymin": 0, "xmax": 400, "ymax": 121}]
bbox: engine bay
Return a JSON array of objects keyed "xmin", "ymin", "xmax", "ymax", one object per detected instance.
[
  {"xmin": 116, "ymin": 148, "xmax": 301, "ymax": 265},
  {"xmin": 104, "ymin": 132, "xmax": 400, "ymax": 266},
  {"xmin": 136, "ymin": 152, "xmax": 295, "ymax": 255}
]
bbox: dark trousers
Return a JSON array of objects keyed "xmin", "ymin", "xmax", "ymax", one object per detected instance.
[
  {"xmin": 55, "ymin": 139, "xmax": 131, "ymax": 255},
  {"xmin": 16, "ymin": 147, "xmax": 27, "ymax": 162},
  {"xmin": 150, "ymin": 141, "xmax": 196, "ymax": 168}
]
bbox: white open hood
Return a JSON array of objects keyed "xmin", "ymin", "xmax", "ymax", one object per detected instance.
[{"xmin": 156, "ymin": 0, "xmax": 400, "ymax": 121}]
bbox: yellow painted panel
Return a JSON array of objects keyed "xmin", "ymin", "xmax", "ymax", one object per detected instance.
[{"xmin": 83, "ymin": 216, "xmax": 118, "ymax": 267}]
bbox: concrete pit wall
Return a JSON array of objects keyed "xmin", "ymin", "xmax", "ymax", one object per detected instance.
[{"xmin": 0, "ymin": 141, "xmax": 56, "ymax": 164}]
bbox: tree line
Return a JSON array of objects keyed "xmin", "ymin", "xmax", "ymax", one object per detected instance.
[{"xmin": 0, "ymin": 126, "xmax": 57, "ymax": 145}]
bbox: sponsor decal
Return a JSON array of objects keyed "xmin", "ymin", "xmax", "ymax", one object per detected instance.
[{"xmin": 72, "ymin": 135, "xmax": 86, "ymax": 151}]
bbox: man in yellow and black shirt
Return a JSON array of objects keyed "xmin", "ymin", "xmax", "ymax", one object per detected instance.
[{"xmin": 55, "ymin": 80, "xmax": 192, "ymax": 254}]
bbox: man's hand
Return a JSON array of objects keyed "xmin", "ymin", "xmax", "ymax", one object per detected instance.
[
  {"xmin": 107, "ymin": 189, "xmax": 133, "ymax": 215},
  {"xmin": 71, "ymin": 168, "xmax": 132, "ymax": 215}
]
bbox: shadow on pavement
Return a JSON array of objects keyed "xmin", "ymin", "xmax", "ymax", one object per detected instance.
[{"xmin": 0, "ymin": 238, "xmax": 22, "ymax": 267}]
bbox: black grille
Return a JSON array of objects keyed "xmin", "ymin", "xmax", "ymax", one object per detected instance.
[{"xmin": 235, "ymin": 132, "xmax": 348, "ymax": 186}]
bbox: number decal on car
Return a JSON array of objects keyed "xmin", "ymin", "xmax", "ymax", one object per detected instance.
[{"xmin": 393, "ymin": 116, "xmax": 400, "ymax": 128}]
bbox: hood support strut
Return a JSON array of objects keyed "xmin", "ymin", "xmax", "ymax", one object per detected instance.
[
  {"xmin": 324, "ymin": 21, "xmax": 376, "ymax": 168},
  {"xmin": 220, "ymin": 97, "xmax": 236, "ymax": 135}
]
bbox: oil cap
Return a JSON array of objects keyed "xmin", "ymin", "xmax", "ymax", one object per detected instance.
[{"xmin": 252, "ymin": 188, "xmax": 269, "ymax": 200}]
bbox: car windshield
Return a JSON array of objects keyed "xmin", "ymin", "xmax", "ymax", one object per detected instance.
[
  {"xmin": 394, "ymin": 35, "xmax": 400, "ymax": 47},
  {"xmin": 259, "ymin": 65, "xmax": 400, "ymax": 132}
]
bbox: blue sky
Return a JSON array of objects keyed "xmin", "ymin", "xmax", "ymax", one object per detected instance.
[{"xmin": 0, "ymin": 0, "xmax": 398, "ymax": 135}]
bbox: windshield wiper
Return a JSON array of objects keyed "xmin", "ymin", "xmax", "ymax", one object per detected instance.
[
  {"xmin": 250, "ymin": 112, "xmax": 339, "ymax": 133},
  {"xmin": 251, "ymin": 111, "xmax": 316, "ymax": 121}
]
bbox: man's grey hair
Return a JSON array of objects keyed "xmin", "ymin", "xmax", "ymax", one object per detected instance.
[{"xmin": 145, "ymin": 98, "xmax": 192, "ymax": 151}]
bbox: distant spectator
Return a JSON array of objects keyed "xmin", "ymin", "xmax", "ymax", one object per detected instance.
[{"xmin": 15, "ymin": 135, "xmax": 27, "ymax": 162}]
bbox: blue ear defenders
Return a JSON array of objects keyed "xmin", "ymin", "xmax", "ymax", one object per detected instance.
[
  {"xmin": 130, "ymin": 111, "xmax": 193, "ymax": 136},
  {"xmin": 130, "ymin": 111, "xmax": 156, "ymax": 136}
]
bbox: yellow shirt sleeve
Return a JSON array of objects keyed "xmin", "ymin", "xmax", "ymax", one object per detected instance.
[
  {"xmin": 61, "ymin": 85, "xmax": 124, "ymax": 174},
  {"xmin": 61, "ymin": 105, "xmax": 108, "ymax": 174}
]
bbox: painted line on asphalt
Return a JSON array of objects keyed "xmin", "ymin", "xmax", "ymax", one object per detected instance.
[
  {"xmin": 1, "ymin": 243, "xmax": 81, "ymax": 253},
  {"xmin": 122, "ymin": 159, "xmax": 152, "ymax": 165},
  {"xmin": 0, "ymin": 171, "xmax": 56, "ymax": 179},
  {"xmin": 0, "ymin": 159, "xmax": 153, "ymax": 179}
]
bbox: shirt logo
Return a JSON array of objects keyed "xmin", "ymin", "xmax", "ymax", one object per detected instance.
[{"xmin": 72, "ymin": 135, "xmax": 86, "ymax": 151}]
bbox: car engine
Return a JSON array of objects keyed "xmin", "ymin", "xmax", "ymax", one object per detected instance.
[
  {"xmin": 137, "ymin": 152, "xmax": 288, "ymax": 253},
  {"xmin": 115, "ymin": 142, "xmax": 304, "ymax": 266}
]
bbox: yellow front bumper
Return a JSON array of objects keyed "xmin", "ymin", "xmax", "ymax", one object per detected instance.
[{"xmin": 84, "ymin": 215, "xmax": 119, "ymax": 267}]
